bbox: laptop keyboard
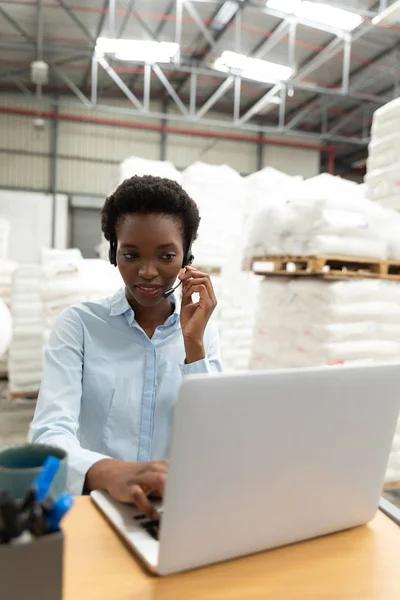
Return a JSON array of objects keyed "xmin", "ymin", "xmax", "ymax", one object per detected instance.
[{"xmin": 134, "ymin": 510, "xmax": 163, "ymax": 541}]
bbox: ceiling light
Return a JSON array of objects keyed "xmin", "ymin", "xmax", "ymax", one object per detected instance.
[
  {"xmin": 211, "ymin": 1, "xmax": 243, "ymax": 30},
  {"xmin": 95, "ymin": 38, "xmax": 179, "ymax": 63},
  {"xmin": 266, "ymin": 0, "xmax": 363, "ymax": 32},
  {"xmin": 372, "ymin": 0, "xmax": 400, "ymax": 26},
  {"xmin": 214, "ymin": 51, "xmax": 293, "ymax": 83}
]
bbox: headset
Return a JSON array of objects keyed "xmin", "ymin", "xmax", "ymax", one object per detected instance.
[{"xmin": 108, "ymin": 235, "xmax": 194, "ymax": 299}]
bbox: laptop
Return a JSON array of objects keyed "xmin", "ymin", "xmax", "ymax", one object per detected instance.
[{"xmin": 91, "ymin": 364, "xmax": 400, "ymax": 576}]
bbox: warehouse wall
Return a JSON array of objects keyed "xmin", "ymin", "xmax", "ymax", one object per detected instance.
[{"xmin": 0, "ymin": 96, "xmax": 321, "ymax": 197}]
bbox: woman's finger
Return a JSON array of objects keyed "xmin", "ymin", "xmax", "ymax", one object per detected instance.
[
  {"xmin": 129, "ymin": 485, "xmax": 159, "ymax": 520},
  {"xmin": 183, "ymin": 279, "xmax": 216, "ymax": 309},
  {"xmin": 183, "ymin": 280, "xmax": 212, "ymax": 304},
  {"xmin": 180, "ymin": 269, "xmax": 217, "ymax": 305}
]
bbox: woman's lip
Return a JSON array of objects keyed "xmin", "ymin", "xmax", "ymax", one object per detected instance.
[{"xmin": 135, "ymin": 285, "xmax": 163, "ymax": 297}]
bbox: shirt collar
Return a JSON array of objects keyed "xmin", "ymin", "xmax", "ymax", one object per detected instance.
[{"xmin": 109, "ymin": 286, "xmax": 180, "ymax": 326}]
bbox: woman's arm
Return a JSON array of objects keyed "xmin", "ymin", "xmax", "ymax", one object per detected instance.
[
  {"xmin": 30, "ymin": 307, "xmax": 110, "ymax": 495},
  {"xmin": 179, "ymin": 265, "xmax": 222, "ymax": 374}
]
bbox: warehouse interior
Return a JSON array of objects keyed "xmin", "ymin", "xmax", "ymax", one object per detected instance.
[{"xmin": 1, "ymin": 0, "xmax": 400, "ymax": 589}]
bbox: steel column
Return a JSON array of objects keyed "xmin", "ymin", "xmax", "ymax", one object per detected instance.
[
  {"xmin": 143, "ymin": 63, "xmax": 151, "ymax": 112},
  {"xmin": 108, "ymin": 0, "xmax": 116, "ymax": 39},
  {"xmin": 175, "ymin": 0, "xmax": 184, "ymax": 64},
  {"xmin": 257, "ymin": 131, "xmax": 264, "ymax": 171},
  {"xmin": 50, "ymin": 101, "xmax": 59, "ymax": 247},
  {"xmin": 279, "ymin": 86, "xmax": 286, "ymax": 129},
  {"xmin": 91, "ymin": 56, "xmax": 98, "ymax": 106},
  {"xmin": 189, "ymin": 71, "xmax": 197, "ymax": 116},
  {"xmin": 342, "ymin": 35, "xmax": 352, "ymax": 94},
  {"xmin": 161, "ymin": 101, "xmax": 168, "ymax": 161},
  {"xmin": 233, "ymin": 76, "xmax": 241, "ymax": 122}
]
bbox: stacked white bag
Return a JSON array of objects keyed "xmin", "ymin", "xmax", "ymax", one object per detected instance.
[
  {"xmin": 41, "ymin": 256, "xmax": 123, "ymax": 338},
  {"xmin": 182, "ymin": 162, "xmax": 246, "ymax": 270},
  {"xmin": 8, "ymin": 265, "xmax": 45, "ymax": 397},
  {"xmin": 41, "ymin": 248, "xmax": 122, "ymax": 339},
  {"xmin": 0, "ymin": 299, "xmax": 12, "ymax": 361},
  {"xmin": 251, "ymin": 278, "xmax": 400, "ymax": 370},
  {"xmin": 245, "ymin": 174, "xmax": 393, "ymax": 260},
  {"xmin": 0, "ymin": 218, "xmax": 16, "ymax": 375},
  {"xmin": 212, "ymin": 267, "xmax": 261, "ymax": 372},
  {"xmin": 119, "ymin": 157, "xmax": 182, "ymax": 185},
  {"xmin": 251, "ymin": 278, "xmax": 400, "ymax": 484},
  {"xmin": 366, "ymin": 98, "xmax": 400, "ymax": 210}
]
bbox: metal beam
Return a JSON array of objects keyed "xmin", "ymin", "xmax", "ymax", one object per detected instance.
[
  {"xmin": 97, "ymin": 56, "xmax": 143, "ymax": 110},
  {"xmin": 327, "ymin": 107, "xmax": 363, "ymax": 136},
  {"xmin": 152, "ymin": 63, "xmax": 188, "ymax": 115},
  {"xmin": 14, "ymin": 80, "xmax": 33, "ymax": 97},
  {"xmin": 0, "ymin": 5, "xmax": 35, "ymax": 46},
  {"xmin": 55, "ymin": 0, "xmax": 96, "ymax": 43},
  {"xmin": 81, "ymin": 0, "xmax": 109, "ymax": 89},
  {"xmin": 253, "ymin": 18, "xmax": 290, "ymax": 60},
  {"xmin": 183, "ymin": 1, "xmax": 218, "ymax": 53},
  {"xmin": 195, "ymin": 76, "xmax": 234, "ymax": 120},
  {"xmin": 52, "ymin": 66, "xmax": 92, "ymax": 108},
  {"xmin": 237, "ymin": 84, "xmax": 281, "ymax": 125}
]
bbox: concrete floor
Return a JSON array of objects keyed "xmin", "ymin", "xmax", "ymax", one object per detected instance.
[{"xmin": 0, "ymin": 380, "xmax": 35, "ymax": 450}]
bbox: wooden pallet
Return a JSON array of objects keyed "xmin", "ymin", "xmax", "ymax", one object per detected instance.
[
  {"xmin": 9, "ymin": 390, "xmax": 39, "ymax": 402},
  {"xmin": 194, "ymin": 265, "xmax": 221, "ymax": 276},
  {"xmin": 384, "ymin": 481, "xmax": 400, "ymax": 493},
  {"xmin": 251, "ymin": 255, "xmax": 400, "ymax": 281}
]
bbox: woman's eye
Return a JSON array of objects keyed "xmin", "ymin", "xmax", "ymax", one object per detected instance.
[
  {"xmin": 123, "ymin": 253, "xmax": 139, "ymax": 260},
  {"xmin": 161, "ymin": 253, "xmax": 177, "ymax": 261}
]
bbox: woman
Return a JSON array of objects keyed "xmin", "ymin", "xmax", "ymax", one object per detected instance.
[{"xmin": 31, "ymin": 176, "xmax": 221, "ymax": 518}]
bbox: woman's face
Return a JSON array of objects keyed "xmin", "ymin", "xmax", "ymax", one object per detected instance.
[{"xmin": 116, "ymin": 213, "xmax": 185, "ymax": 308}]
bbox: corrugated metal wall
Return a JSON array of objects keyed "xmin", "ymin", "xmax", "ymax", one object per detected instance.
[{"xmin": 0, "ymin": 97, "xmax": 321, "ymax": 196}]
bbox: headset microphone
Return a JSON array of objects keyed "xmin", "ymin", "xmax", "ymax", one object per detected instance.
[{"xmin": 163, "ymin": 242, "xmax": 194, "ymax": 299}]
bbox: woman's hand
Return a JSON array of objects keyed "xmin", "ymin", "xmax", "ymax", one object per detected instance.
[
  {"xmin": 86, "ymin": 459, "xmax": 168, "ymax": 520},
  {"xmin": 179, "ymin": 266, "xmax": 217, "ymax": 363}
]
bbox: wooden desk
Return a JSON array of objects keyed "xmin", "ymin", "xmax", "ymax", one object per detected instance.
[{"xmin": 63, "ymin": 497, "xmax": 400, "ymax": 600}]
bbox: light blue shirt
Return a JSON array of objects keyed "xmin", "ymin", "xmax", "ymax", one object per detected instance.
[{"xmin": 31, "ymin": 287, "xmax": 222, "ymax": 495}]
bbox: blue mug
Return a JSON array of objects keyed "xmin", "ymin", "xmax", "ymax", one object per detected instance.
[{"xmin": 0, "ymin": 444, "xmax": 67, "ymax": 500}]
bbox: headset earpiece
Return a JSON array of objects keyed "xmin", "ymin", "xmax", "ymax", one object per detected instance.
[
  {"xmin": 109, "ymin": 237, "xmax": 117, "ymax": 267},
  {"xmin": 183, "ymin": 242, "xmax": 194, "ymax": 268}
]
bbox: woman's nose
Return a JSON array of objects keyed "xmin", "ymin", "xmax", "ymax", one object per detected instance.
[{"xmin": 138, "ymin": 261, "xmax": 158, "ymax": 279}]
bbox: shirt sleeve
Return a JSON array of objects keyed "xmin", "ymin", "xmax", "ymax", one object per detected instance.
[
  {"xmin": 30, "ymin": 307, "xmax": 110, "ymax": 495},
  {"xmin": 179, "ymin": 322, "xmax": 223, "ymax": 376}
]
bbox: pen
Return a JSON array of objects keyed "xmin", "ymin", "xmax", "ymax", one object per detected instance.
[{"xmin": 34, "ymin": 456, "xmax": 61, "ymax": 502}]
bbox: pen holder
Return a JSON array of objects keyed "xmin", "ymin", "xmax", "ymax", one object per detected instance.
[{"xmin": 0, "ymin": 530, "xmax": 63, "ymax": 600}]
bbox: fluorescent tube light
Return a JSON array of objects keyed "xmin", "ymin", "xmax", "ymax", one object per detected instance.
[
  {"xmin": 95, "ymin": 39, "xmax": 179, "ymax": 63},
  {"xmin": 211, "ymin": 1, "xmax": 243, "ymax": 30},
  {"xmin": 266, "ymin": 0, "xmax": 363, "ymax": 31},
  {"xmin": 214, "ymin": 51, "xmax": 293, "ymax": 83}
]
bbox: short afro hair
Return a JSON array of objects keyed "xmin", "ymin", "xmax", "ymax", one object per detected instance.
[{"xmin": 101, "ymin": 175, "xmax": 200, "ymax": 255}]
